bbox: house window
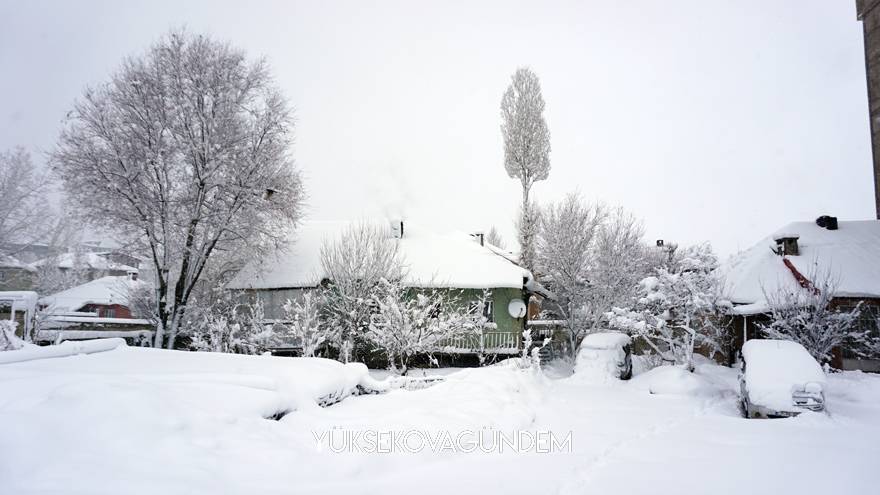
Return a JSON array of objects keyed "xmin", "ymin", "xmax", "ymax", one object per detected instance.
[
  {"xmin": 483, "ymin": 300, "xmax": 494, "ymax": 322},
  {"xmin": 839, "ymin": 302, "xmax": 880, "ymax": 359},
  {"xmin": 103, "ymin": 308, "xmax": 116, "ymax": 318}
]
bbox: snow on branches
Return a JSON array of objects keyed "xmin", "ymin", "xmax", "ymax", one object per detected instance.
[
  {"xmin": 759, "ymin": 263, "xmax": 864, "ymax": 365},
  {"xmin": 51, "ymin": 29, "xmax": 304, "ymax": 348},
  {"xmin": 0, "ymin": 321, "xmax": 26, "ymax": 351},
  {"xmin": 0, "ymin": 148, "xmax": 57, "ymax": 256},
  {"xmin": 281, "ymin": 292, "xmax": 328, "ymax": 358},
  {"xmin": 608, "ymin": 243, "xmax": 722, "ymax": 371},
  {"xmin": 536, "ymin": 194, "xmax": 653, "ymax": 355},
  {"xmin": 367, "ymin": 280, "xmax": 472, "ymax": 375},
  {"xmin": 501, "ymin": 67, "xmax": 551, "ymax": 272},
  {"xmin": 320, "ymin": 222, "xmax": 403, "ymax": 362}
]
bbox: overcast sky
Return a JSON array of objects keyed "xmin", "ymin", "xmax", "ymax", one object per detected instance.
[{"xmin": 0, "ymin": 0, "xmax": 874, "ymax": 257}]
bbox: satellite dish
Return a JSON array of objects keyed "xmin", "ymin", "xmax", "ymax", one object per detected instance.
[{"xmin": 508, "ymin": 298, "xmax": 527, "ymax": 319}]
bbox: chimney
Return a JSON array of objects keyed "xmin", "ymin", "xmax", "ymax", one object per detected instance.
[
  {"xmin": 815, "ymin": 215, "xmax": 838, "ymax": 231},
  {"xmin": 773, "ymin": 234, "xmax": 800, "ymax": 256}
]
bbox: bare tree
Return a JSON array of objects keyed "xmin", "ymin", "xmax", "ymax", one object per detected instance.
[
  {"xmin": 485, "ymin": 226, "xmax": 506, "ymax": 250},
  {"xmin": 501, "ymin": 67, "xmax": 551, "ymax": 272},
  {"xmin": 0, "ymin": 148, "xmax": 56, "ymax": 257},
  {"xmin": 51, "ymin": 30, "xmax": 304, "ymax": 348},
  {"xmin": 536, "ymin": 193, "xmax": 606, "ymax": 352},
  {"xmin": 759, "ymin": 263, "xmax": 863, "ymax": 365},
  {"xmin": 585, "ymin": 208, "xmax": 653, "ymax": 330},
  {"xmin": 320, "ymin": 222, "xmax": 403, "ymax": 362}
]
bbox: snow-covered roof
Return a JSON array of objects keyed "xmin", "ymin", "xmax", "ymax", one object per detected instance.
[
  {"xmin": 227, "ymin": 221, "xmax": 532, "ymax": 290},
  {"xmin": 30, "ymin": 252, "xmax": 138, "ymax": 273},
  {"xmin": 721, "ymin": 220, "xmax": 880, "ymax": 314},
  {"xmin": 0, "ymin": 255, "xmax": 35, "ymax": 271},
  {"xmin": 40, "ymin": 276, "xmax": 147, "ymax": 313}
]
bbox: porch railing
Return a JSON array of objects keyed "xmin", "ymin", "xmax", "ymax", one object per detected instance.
[{"xmin": 433, "ymin": 331, "xmax": 520, "ymax": 355}]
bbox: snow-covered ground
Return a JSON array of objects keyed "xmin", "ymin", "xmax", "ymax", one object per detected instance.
[{"xmin": 1, "ymin": 345, "xmax": 878, "ymax": 495}]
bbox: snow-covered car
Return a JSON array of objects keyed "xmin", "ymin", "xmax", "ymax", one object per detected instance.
[
  {"xmin": 739, "ymin": 339, "xmax": 826, "ymax": 418},
  {"xmin": 574, "ymin": 332, "xmax": 632, "ymax": 380}
]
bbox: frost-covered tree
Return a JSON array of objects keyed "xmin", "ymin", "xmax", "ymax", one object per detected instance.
[
  {"xmin": 32, "ymin": 246, "xmax": 94, "ymax": 295},
  {"xmin": 320, "ymin": 223, "xmax": 403, "ymax": 362},
  {"xmin": 608, "ymin": 243, "xmax": 721, "ymax": 371},
  {"xmin": 51, "ymin": 30, "xmax": 303, "ymax": 348},
  {"xmin": 536, "ymin": 193, "xmax": 605, "ymax": 352},
  {"xmin": 486, "ymin": 226, "xmax": 506, "ymax": 250},
  {"xmin": 0, "ymin": 148, "xmax": 57, "ymax": 256},
  {"xmin": 536, "ymin": 195, "xmax": 654, "ymax": 356},
  {"xmin": 281, "ymin": 292, "xmax": 328, "ymax": 357},
  {"xmin": 501, "ymin": 67, "xmax": 551, "ymax": 272},
  {"xmin": 759, "ymin": 265, "xmax": 863, "ymax": 365},
  {"xmin": 367, "ymin": 280, "xmax": 472, "ymax": 375},
  {"xmin": 582, "ymin": 207, "xmax": 653, "ymax": 334}
]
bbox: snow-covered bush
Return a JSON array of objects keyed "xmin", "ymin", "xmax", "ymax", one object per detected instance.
[
  {"xmin": 0, "ymin": 320, "xmax": 26, "ymax": 351},
  {"xmin": 759, "ymin": 265, "xmax": 863, "ymax": 365},
  {"xmin": 281, "ymin": 292, "xmax": 330, "ymax": 357},
  {"xmin": 367, "ymin": 280, "xmax": 474, "ymax": 375},
  {"xmin": 320, "ymin": 222, "xmax": 403, "ymax": 362},
  {"xmin": 185, "ymin": 292, "xmax": 272, "ymax": 355},
  {"xmin": 608, "ymin": 243, "xmax": 722, "ymax": 371}
]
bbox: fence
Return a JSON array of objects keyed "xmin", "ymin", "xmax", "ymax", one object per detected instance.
[{"xmin": 434, "ymin": 331, "xmax": 520, "ymax": 355}]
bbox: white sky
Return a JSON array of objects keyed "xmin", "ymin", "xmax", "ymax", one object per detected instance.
[{"xmin": 0, "ymin": 0, "xmax": 874, "ymax": 258}]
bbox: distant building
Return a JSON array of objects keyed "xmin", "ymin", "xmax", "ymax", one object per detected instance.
[
  {"xmin": 722, "ymin": 218, "xmax": 880, "ymax": 371},
  {"xmin": 36, "ymin": 274, "xmax": 153, "ymax": 345},
  {"xmin": 856, "ymin": 0, "xmax": 880, "ymax": 218},
  {"xmin": 0, "ymin": 255, "xmax": 36, "ymax": 291},
  {"xmin": 30, "ymin": 251, "xmax": 139, "ymax": 281}
]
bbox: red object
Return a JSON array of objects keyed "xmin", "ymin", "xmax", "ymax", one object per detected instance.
[{"xmin": 782, "ymin": 258, "xmax": 820, "ymax": 295}]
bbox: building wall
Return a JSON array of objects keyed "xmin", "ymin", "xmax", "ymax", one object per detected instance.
[
  {"xmin": 78, "ymin": 303, "xmax": 134, "ymax": 319},
  {"xmin": 857, "ymin": 0, "xmax": 880, "ymax": 219},
  {"xmin": 728, "ymin": 296, "xmax": 880, "ymax": 371},
  {"xmin": 0, "ymin": 267, "xmax": 36, "ymax": 291},
  {"xmin": 244, "ymin": 285, "xmax": 527, "ymax": 342}
]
